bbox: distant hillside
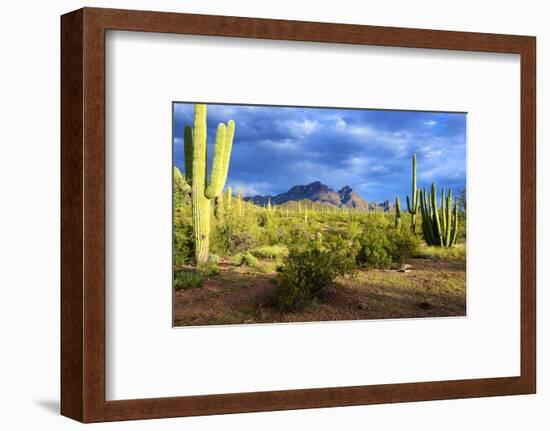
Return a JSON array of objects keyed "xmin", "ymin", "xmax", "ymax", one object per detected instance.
[{"xmin": 245, "ymin": 181, "xmax": 370, "ymax": 209}]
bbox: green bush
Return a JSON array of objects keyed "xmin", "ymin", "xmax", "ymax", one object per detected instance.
[
  {"xmin": 387, "ymin": 228, "xmax": 420, "ymax": 263},
  {"xmin": 173, "ymin": 227, "xmax": 193, "ymax": 268},
  {"xmin": 251, "ymin": 245, "xmax": 288, "ymax": 259},
  {"xmin": 276, "ymin": 239, "xmax": 357, "ymax": 311},
  {"xmin": 227, "ymin": 228, "xmax": 258, "ymax": 254},
  {"xmin": 232, "ymin": 252, "xmax": 259, "ymax": 267},
  {"xmin": 208, "ymin": 253, "xmax": 220, "ymax": 264},
  {"xmin": 197, "ymin": 261, "xmax": 220, "ymax": 276},
  {"xmin": 173, "ymin": 271, "xmax": 203, "ymax": 290},
  {"xmin": 356, "ymin": 224, "xmax": 393, "ymax": 269}
]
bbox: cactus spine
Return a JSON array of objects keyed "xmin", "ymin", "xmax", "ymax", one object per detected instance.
[
  {"xmin": 420, "ymin": 183, "xmax": 460, "ymax": 247},
  {"xmin": 187, "ymin": 104, "xmax": 235, "ymax": 264},
  {"xmin": 406, "ymin": 153, "xmax": 419, "ymax": 233},
  {"xmin": 395, "ymin": 196, "xmax": 402, "ymax": 229}
]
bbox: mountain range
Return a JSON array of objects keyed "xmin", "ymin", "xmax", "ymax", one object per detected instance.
[{"xmin": 245, "ymin": 181, "xmax": 379, "ymax": 210}]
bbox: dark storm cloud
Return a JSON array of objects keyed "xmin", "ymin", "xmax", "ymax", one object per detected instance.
[{"xmin": 173, "ymin": 103, "xmax": 466, "ymax": 202}]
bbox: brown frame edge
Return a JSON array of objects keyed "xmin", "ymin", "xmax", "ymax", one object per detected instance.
[{"xmin": 61, "ymin": 7, "xmax": 536, "ymax": 423}]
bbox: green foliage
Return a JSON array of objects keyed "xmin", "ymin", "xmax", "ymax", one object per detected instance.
[
  {"xmin": 251, "ymin": 245, "xmax": 289, "ymax": 259},
  {"xmin": 227, "ymin": 227, "xmax": 258, "ymax": 254},
  {"xmin": 232, "ymin": 252, "xmax": 259, "ymax": 267},
  {"xmin": 173, "ymin": 227, "xmax": 194, "ymax": 268},
  {"xmin": 275, "ymin": 237, "xmax": 358, "ymax": 311},
  {"xmin": 197, "ymin": 261, "xmax": 220, "ymax": 276},
  {"xmin": 356, "ymin": 222, "xmax": 393, "ymax": 269},
  {"xmin": 386, "ymin": 228, "xmax": 420, "ymax": 263},
  {"xmin": 174, "ymin": 271, "xmax": 203, "ymax": 290}
]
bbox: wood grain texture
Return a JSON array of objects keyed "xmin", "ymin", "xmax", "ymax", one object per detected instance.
[
  {"xmin": 60, "ymin": 9, "xmax": 84, "ymax": 422},
  {"xmin": 60, "ymin": 7, "xmax": 536, "ymax": 423}
]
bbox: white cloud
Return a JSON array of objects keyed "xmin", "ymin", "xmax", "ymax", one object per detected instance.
[
  {"xmin": 424, "ymin": 120, "xmax": 437, "ymax": 127},
  {"xmin": 284, "ymin": 119, "xmax": 319, "ymax": 136}
]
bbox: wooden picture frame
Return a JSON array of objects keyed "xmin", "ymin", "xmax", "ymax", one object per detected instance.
[{"xmin": 61, "ymin": 7, "xmax": 536, "ymax": 423}]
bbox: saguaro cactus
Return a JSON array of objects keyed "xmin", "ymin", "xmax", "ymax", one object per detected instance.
[
  {"xmin": 186, "ymin": 104, "xmax": 235, "ymax": 264},
  {"xmin": 406, "ymin": 154, "xmax": 419, "ymax": 233},
  {"xmin": 225, "ymin": 186, "xmax": 232, "ymax": 210},
  {"xmin": 236, "ymin": 189, "xmax": 243, "ymax": 217},
  {"xmin": 419, "ymin": 183, "xmax": 460, "ymax": 247},
  {"xmin": 395, "ymin": 196, "xmax": 402, "ymax": 229}
]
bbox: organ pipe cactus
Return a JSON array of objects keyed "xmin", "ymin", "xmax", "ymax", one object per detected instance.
[
  {"xmin": 406, "ymin": 153, "xmax": 419, "ymax": 233},
  {"xmin": 420, "ymin": 183, "xmax": 460, "ymax": 247},
  {"xmin": 395, "ymin": 196, "xmax": 402, "ymax": 230},
  {"xmin": 186, "ymin": 104, "xmax": 235, "ymax": 264}
]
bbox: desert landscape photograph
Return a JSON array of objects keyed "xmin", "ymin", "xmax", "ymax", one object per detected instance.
[{"xmin": 172, "ymin": 102, "xmax": 466, "ymax": 326}]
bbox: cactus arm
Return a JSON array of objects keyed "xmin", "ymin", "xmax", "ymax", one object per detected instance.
[
  {"xmin": 421, "ymin": 189, "xmax": 436, "ymax": 246},
  {"xmin": 405, "ymin": 154, "xmax": 419, "ymax": 233},
  {"xmin": 219, "ymin": 120, "xmax": 235, "ymax": 188},
  {"xmin": 445, "ymin": 190, "xmax": 453, "ymax": 246},
  {"xmin": 183, "ymin": 125, "xmax": 194, "ymax": 183},
  {"xmin": 174, "ymin": 166, "xmax": 191, "ymax": 194},
  {"xmin": 430, "ymin": 183, "xmax": 443, "ymax": 246},
  {"xmin": 451, "ymin": 195, "xmax": 460, "ymax": 246},
  {"xmin": 412, "ymin": 154, "xmax": 418, "ymax": 209},
  {"xmin": 204, "ymin": 123, "xmax": 227, "ymax": 199}
]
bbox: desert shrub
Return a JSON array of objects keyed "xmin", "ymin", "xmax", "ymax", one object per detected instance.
[
  {"xmin": 356, "ymin": 224, "xmax": 393, "ymax": 269},
  {"xmin": 173, "ymin": 271, "xmax": 203, "ymax": 290},
  {"xmin": 232, "ymin": 252, "xmax": 259, "ymax": 267},
  {"xmin": 275, "ymin": 238, "xmax": 357, "ymax": 311},
  {"xmin": 386, "ymin": 228, "xmax": 420, "ymax": 263},
  {"xmin": 173, "ymin": 226, "xmax": 194, "ymax": 268},
  {"xmin": 227, "ymin": 228, "xmax": 258, "ymax": 254},
  {"xmin": 197, "ymin": 261, "xmax": 220, "ymax": 276},
  {"xmin": 251, "ymin": 245, "xmax": 288, "ymax": 260}
]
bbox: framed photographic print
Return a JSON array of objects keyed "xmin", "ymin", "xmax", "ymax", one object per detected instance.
[{"xmin": 61, "ymin": 7, "xmax": 536, "ymax": 422}]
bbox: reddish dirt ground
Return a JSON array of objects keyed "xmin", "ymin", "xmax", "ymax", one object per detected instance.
[{"xmin": 173, "ymin": 258, "xmax": 466, "ymax": 327}]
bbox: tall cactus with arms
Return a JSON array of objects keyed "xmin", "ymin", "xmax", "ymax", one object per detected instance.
[
  {"xmin": 406, "ymin": 153, "xmax": 419, "ymax": 233},
  {"xmin": 185, "ymin": 104, "xmax": 235, "ymax": 264}
]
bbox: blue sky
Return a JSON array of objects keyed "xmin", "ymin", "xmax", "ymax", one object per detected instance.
[{"xmin": 173, "ymin": 103, "xmax": 466, "ymax": 203}]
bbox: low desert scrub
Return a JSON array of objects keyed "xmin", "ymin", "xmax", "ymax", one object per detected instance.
[
  {"xmin": 197, "ymin": 261, "xmax": 220, "ymax": 276},
  {"xmin": 414, "ymin": 243, "xmax": 466, "ymax": 261},
  {"xmin": 174, "ymin": 271, "xmax": 203, "ymax": 290},
  {"xmin": 251, "ymin": 245, "xmax": 289, "ymax": 260},
  {"xmin": 232, "ymin": 252, "xmax": 259, "ymax": 267}
]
